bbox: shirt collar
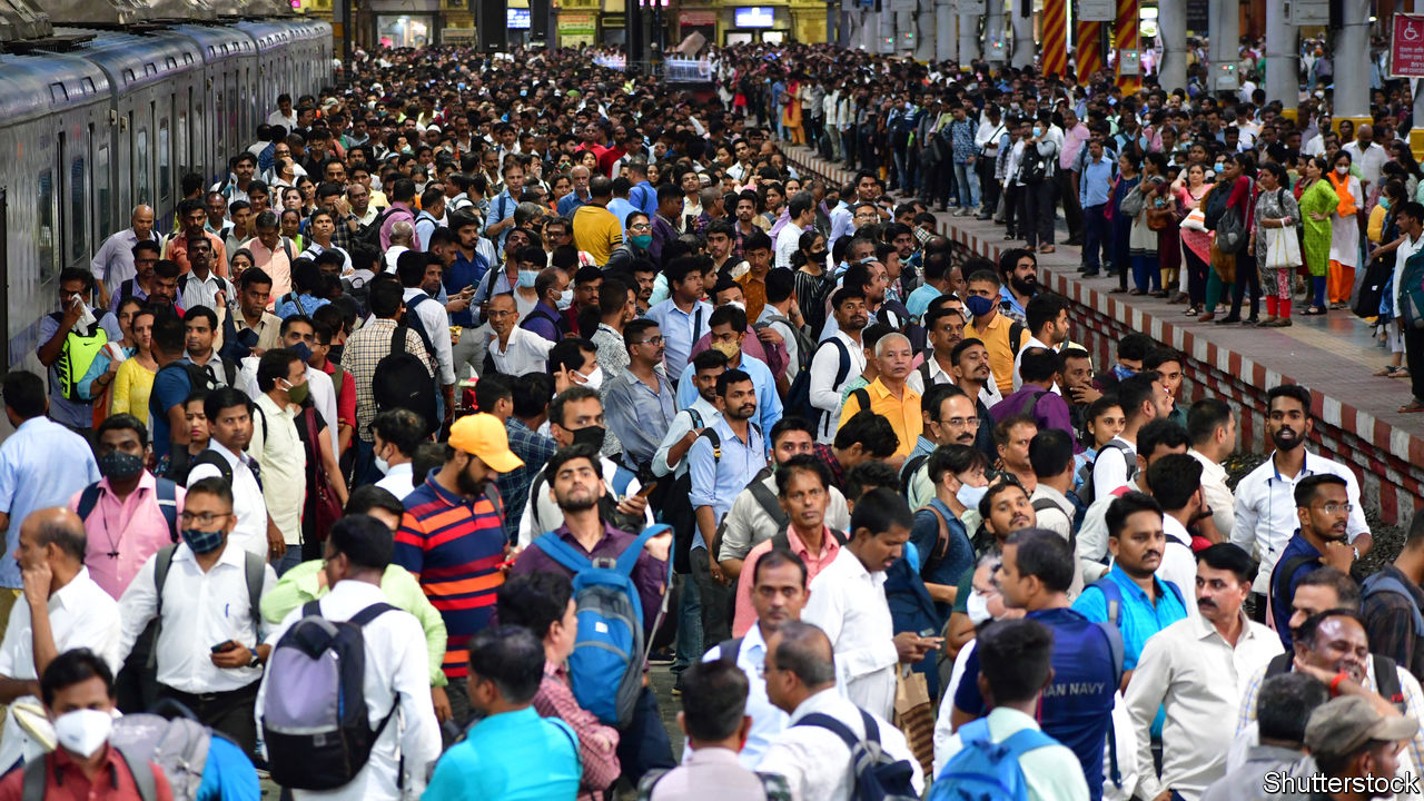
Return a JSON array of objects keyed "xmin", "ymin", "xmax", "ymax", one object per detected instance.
[
  {"xmin": 98, "ymin": 470, "xmax": 157, "ymax": 498},
  {"xmin": 789, "ymin": 687, "xmax": 844, "ymax": 724},
  {"xmin": 686, "ymin": 747, "xmax": 745, "ymax": 767},
  {"xmin": 786, "ymin": 526, "xmax": 841, "ymax": 562},
  {"xmin": 50, "ymin": 569, "xmax": 94, "ymax": 610},
  {"xmin": 1162, "ymin": 514, "xmax": 1192, "ymax": 547}
]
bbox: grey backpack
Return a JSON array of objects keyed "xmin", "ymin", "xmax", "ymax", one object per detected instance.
[{"xmin": 108, "ymin": 711, "xmax": 209, "ymax": 801}]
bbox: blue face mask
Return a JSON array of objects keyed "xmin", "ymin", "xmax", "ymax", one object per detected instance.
[
  {"xmin": 290, "ymin": 342, "xmax": 313, "ymax": 363},
  {"xmin": 180, "ymin": 527, "xmax": 225, "ymax": 555},
  {"xmin": 517, "ymin": 269, "xmax": 539, "ymax": 288},
  {"xmin": 1113, "ymin": 363, "xmax": 1137, "ymax": 381},
  {"xmin": 964, "ymin": 294, "xmax": 996, "ymax": 318},
  {"xmin": 1213, "ymin": 163, "xmax": 1226, "ymax": 175},
  {"xmin": 956, "ymin": 483, "xmax": 989, "ymax": 511}
]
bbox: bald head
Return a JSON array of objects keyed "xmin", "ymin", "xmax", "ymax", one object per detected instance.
[
  {"xmin": 131, "ymin": 205, "xmax": 156, "ymax": 238},
  {"xmin": 19, "ymin": 507, "xmax": 87, "ymax": 569},
  {"xmin": 1357, "ymin": 124, "xmax": 1374, "ymax": 144},
  {"xmin": 391, "ymin": 221, "xmax": 414, "ymax": 245},
  {"xmin": 768, "ymin": 620, "xmax": 836, "ymax": 688}
]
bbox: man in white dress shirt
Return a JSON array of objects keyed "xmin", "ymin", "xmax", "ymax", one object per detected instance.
[
  {"xmin": 757, "ymin": 620, "xmax": 924, "ymax": 801},
  {"xmin": 370, "ymin": 409, "xmax": 424, "ymax": 501},
  {"xmin": 116, "ymin": 477, "xmax": 277, "ymax": 756},
  {"xmin": 0, "ymin": 508, "xmax": 122, "ymax": 771},
  {"xmin": 187, "ymin": 388, "xmax": 273, "ymax": 560},
  {"xmin": 258, "ymin": 514, "xmax": 441, "ymax": 800},
  {"xmin": 487, "ymin": 293, "xmax": 555, "ymax": 376},
  {"xmin": 801, "ymin": 488, "xmax": 940, "ymax": 720}
]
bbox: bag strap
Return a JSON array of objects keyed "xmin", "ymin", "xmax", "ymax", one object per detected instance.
[
  {"xmin": 147, "ymin": 544, "xmax": 179, "ymax": 670},
  {"xmin": 1089, "ymin": 577, "xmax": 1124, "ymax": 628},
  {"xmin": 748, "ymin": 469, "xmax": 789, "ymax": 529},
  {"xmin": 794, "ymin": 712, "xmax": 862, "ymax": 750},
  {"xmin": 155, "ymin": 478, "xmax": 179, "ymax": 543},
  {"xmin": 532, "ymin": 531, "xmax": 595, "ymax": 574},
  {"xmin": 717, "ymin": 637, "xmax": 744, "ymax": 666},
  {"xmin": 348, "ymin": 601, "xmax": 398, "ymax": 628},
  {"xmin": 76, "ymin": 483, "xmax": 104, "ymax": 522},
  {"xmin": 21, "ymin": 756, "xmax": 45, "ymax": 801},
  {"xmin": 112, "ymin": 745, "xmax": 159, "ymax": 801},
  {"xmin": 616, "ymin": 524, "xmax": 671, "ymax": 577},
  {"xmin": 243, "ymin": 551, "xmax": 265, "ymax": 629}
]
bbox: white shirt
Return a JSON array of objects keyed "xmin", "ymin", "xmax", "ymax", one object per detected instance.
[
  {"xmin": 187, "ymin": 440, "xmax": 269, "ymax": 559},
  {"xmin": 259, "ymin": 580, "xmax": 441, "ymax": 801},
  {"xmin": 1341, "ymin": 140, "xmax": 1389, "ymax": 188},
  {"xmin": 935, "ymin": 707, "xmax": 1090, "ymax": 801},
  {"xmin": 774, "ymin": 221, "xmax": 805, "ymax": 271},
  {"xmin": 374, "ymin": 462, "xmax": 416, "ymax": 500},
  {"xmin": 489, "ymin": 326, "xmax": 555, "ymax": 377},
  {"xmin": 802, "ymin": 548, "xmax": 897, "ymax": 720},
  {"xmin": 1160, "ymin": 515, "xmax": 1201, "ymax": 619},
  {"xmin": 1091, "ymin": 436, "xmax": 1137, "ymax": 503},
  {"xmin": 516, "ymin": 455, "xmax": 651, "ymax": 546},
  {"xmin": 809, "ymin": 329, "xmax": 868, "ymax": 444},
  {"xmin": 0, "ymin": 570, "xmax": 122, "ymax": 770},
  {"xmin": 116, "ymin": 542, "xmax": 278, "ymax": 693},
  {"xmin": 403, "ymin": 288, "xmax": 454, "ymax": 386},
  {"xmin": 701, "ymin": 625, "xmax": 783, "ymax": 767},
  {"xmin": 250, "ymin": 394, "xmax": 308, "ymax": 547},
  {"xmin": 757, "ymin": 687, "xmax": 923, "ymax": 801},
  {"xmin": 1124, "ymin": 612, "xmax": 1283, "ymax": 800},
  {"xmin": 178, "ymin": 270, "xmax": 236, "ymax": 314},
  {"xmin": 1188, "ymin": 449, "xmax": 1236, "ymax": 542},
  {"xmin": 1012, "ymin": 335, "xmax": 1063, "ymax": 394},
  {"xmin": 1230, "ymin": 450, "xmax": 1369, "ymax": 594}
]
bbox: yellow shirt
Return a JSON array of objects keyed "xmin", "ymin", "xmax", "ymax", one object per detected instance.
[
  {"xmin": 572, "ymin": 204, "xmax": 624, "ymax": 267},
  {"xmin": 837, "ymin": 377, "xmax": 923, "ymax": 458},
  {"xmin": 970, "ymin": 312, "xmax": 1019, "ymax": 395},
  {"xmin": 110, "ymin": 358, "xmax": 156, "ymax": 423},
  {"xmin": 736, "ymin": 270, "xmax": 769, "ymax": 323}
]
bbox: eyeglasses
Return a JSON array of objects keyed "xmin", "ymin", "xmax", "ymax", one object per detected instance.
[
  {"xmin": 1320, "ymin": 502, "xmax": 1354, "ymax": 516},
  {"xmin": 629, "ymin": 223, "xmax": 651, "ymax": 231},
  {"xmin": 179, "ymin": 511, "xmax": 231, "ymax": 526},
  {"xmin": 637, "ymin": 336, "xmax": 665, "ymax": 346},
  {"xmin": 945, "ymin": 416, "xmax": 979, "ymax": 427}
]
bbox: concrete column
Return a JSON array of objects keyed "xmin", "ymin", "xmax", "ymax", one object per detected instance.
[
  {"xmin": 986, "ymin": 0, "xmax": 1006, "ymax": 65},
  {"xmin": 1263, "ymin": 0, "xmax": 1297, "ymax": 111},
  {"xmin": 1332, "ymin": 0, "xmax": 1369, "ymax": 119},
  {"xmin": 1157, "ymin": 0, "xmax": 1187, "ymax": 92},
  {"xmin": 1011, "ymin": 0, "xmax": 1033, "ymax": 67},
  {"xmin": 958, "ymin": 8, "xmax": 979, "ymax": 63},
  {"xmin": 936, "ymin": 0, "xmax": 956, "ymax": 61},
  {"xmin": 1209, "ymin": 0, "xmax": 1239, "ymax": 94}
]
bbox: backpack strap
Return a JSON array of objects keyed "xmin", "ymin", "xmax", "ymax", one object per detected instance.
[
  {"xmin": 1265, "ymin": 651, "xmax": 1293, "ymax": 679},
  {"xmin": 1362, "ymin": 573, "xmax": 1424, "ymax": 636},
  {"xmin": 1373, "ymin": 654, "xmax": 1407, "ymax": 713},
  {"xmin": 611, "ymin": 465, "xmax": 637, "ymax": 499},
  {"xmin": 794, "ymin": 712, "xmax": 863, "ymax": 750},
  {"xmin": 76, "ymin": 483, "xmax": 104, "ymax": 522},
  {"xmin": 748, "ymin": 469, "xmax": 788, "ymax": 529},
  {"xmin": 1009, "ymin": 321, "xmax": 1026, "ymax": 354},
  {"xmin": 532, "ymin": 531, "xmax": 595, "ymax": 575},
  {"xmin": 1272, "ymin": 553, "xmax": 1321, "ymax": 620},
  {"xmin": 189, "ymin": 449, "xmax": 235, "ymax": 486},
  {"xmin": 21, "ymin": 756, "xmax": 45, "ymax": 801},
  {"xmin": 147, "ymin": 545, "xmax": 180, "ymax": 669},
  {"xmin": 1089, "ymin": 577, "xmax": 1125, "ymax": 628},
  {"xmin": 995, "ymin": 726, "xmax": 1061, "ymax": 761},
  {"xmin": 243, "ymin": 551, "xmax": 265, "ymax": 628},
  {"xmin": 698, "ymin": 429, "xmax": 722, "ymax": 463},
  {"xmin": 900, "ymin": 453, "xmax": 930, "ymax": 498},
  {"xmin": 917, "ymin": 504, "xmax": 952, "ymax": 573},
  {"xmin": 686, "ymin": 408, "xmax": 704, "ymax": 430},
  {"xmin": 348, "ymin": 602, "xmax": 398, "ymax": 628},
  {"xmin": 717, "ymin": 637, "xmax": 744, "ymax": 666},
  {"xmin": 615, "ymin": 524, "xmax": 672, "ymax": 577},
  {"xmin": 112, "ymin": 745, "xmax": 159, "ymax": 801},
  {"xmin": 390, "ymin": 326, "xmax": 408, "ymax": 357},
  {"xmin": 154, "ymin": 478, "xmax": 179, "ymax": 543}
]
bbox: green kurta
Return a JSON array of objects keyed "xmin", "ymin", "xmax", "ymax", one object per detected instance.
[{"xmin": 1298, "ymin": 179, "xmax": 1339, "ymax": 278}]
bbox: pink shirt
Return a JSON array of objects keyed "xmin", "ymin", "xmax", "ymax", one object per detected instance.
[
  {"xmin": 68, "ymin": 473, "xmax": 185, "ymax": 600},
  {"xmin": 732, "ymin": 526, "xmax": 841, "ymax": 636}
]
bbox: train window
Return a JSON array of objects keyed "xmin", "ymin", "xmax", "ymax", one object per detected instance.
[
  {"xmin": 96, "ymin": 145, "xmax": 112, "ymax": 241},
  {"xmin": 136, "ymin": 130, "xmax": 150, "ymax": 206},
  {"xmin": 37, "ymin": 169, "xmax": 55, "ymax": 284},
  {"xmin": 49, "ymin": 83, "xmax": 67, "ymax": 103},
  {"xmin": 158, "ymin": 121, "xmax": 171, "ymax": 205},
  {"xmin": 177, "ymin": 110, "xmax": 189, "ymax": 178},
  {"xmin": 70, "ymin": 155, "xmax": 86, "ymax": 264}
]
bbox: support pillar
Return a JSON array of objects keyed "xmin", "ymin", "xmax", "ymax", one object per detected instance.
[
  {"xmin": 935, "ymin": 0, "xmax": 955, "ymax": 61},
  {"xmin": 1208, "ymin": 0, "xmax": 1239, "ymax": 95},
  {"xmin": 1010, "ymin": 0, "xmax": 1033, "ymax": 67},
  {"xmin": 986, "ymin": 0, "xmax": 1006, "ymax": 64},
  {"xmin": 1332, "ymin": 0, "xmax": 1370, "ymax": 123},
  {"xmin": 1157, "ymin": 0, "xmax": 1187, "ymax": 92},
  {"xmin": 1113, "ymin": 0, "xmax": 1139, "ymax": 92},
  {"xmin": 1076, "ymin": 20, "xmax": 1105, "ymax": 79},
  {"xmin": 958, "ymin": 3, "xmax": 979, "ymax": 63},
  {"xmin": 1041, "ymin": 0, "xmax": 1067, "ymax": 76},
  {"xmin": 1262, "ymin": 0, "xmax": 1296, "ymax": 111}
]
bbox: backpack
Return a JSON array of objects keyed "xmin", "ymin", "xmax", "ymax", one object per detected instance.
[
  {"xmin": 1031, "ymin": 495, "xmax": 1086, "ymax": 550},
  {"xmin": 1118, "ymin": 184, "xmax": 1146, "ymax": 218},
  {"xmin": 665, "ymin": 414, "xmax": 715, "ymax": 574},
  {"xmin": 261, "ymin": 601, "xmax": 399, "ymax": 790},
  {"xmin": 758, "ymin": 313, "xmax": 814, "ymax": 373},
  {"xmin": 106, "ymin": 698, "xmax": 260, "ymax": 801},
  {"xmin": 372, "ymin": 327, "xmax": 438, "ymax": 436},
  {"xmin": 355, "ymin": 207, "xmax": 398, "ymax": 249},
  {"xmin": 1264, "ymin": 650, "xmax": 1406, "ymax": 713},
  {"xmin": 900, "ymin": 453, "xmax": 931, "ymax": 498},
  {"xmin": 1361, "ymin": 572, "xmax": 1424, "ymax": 639},
  {"xmin": 639, "ymin": 768, "xmax": 790, "ymax": 800},
  {"xmin": 795, "ymin": 709, "xmax": 919, "ymax": 801},
  {"xmin": 1201, "ymin": 182, "xmax": 1231, "ymax": 230},
  {"xmin": 47, "ymin": 314, "xmax": 109, "ymax": 402},
  {"xmin": 1216, "ymin": 202, "xmax": 1250, "ymax": 254},
  {"xmin": 532, "ymin": 524, "xmax": 670, "ymax": 727},
  {"xmin": 1078, "ymin": 440, "xmax": 1135, "ymax": 503},
  {"xmin": 76, "ymin": 478, "xmax": 179, "ymax": 544},
  {"xmin": 1019, "ymin": 144, "xmax": 1049, "ymax": 185},
  {"xmin": 1398, "ymin": 249, "xmax": 1424, "ymax": 330},
  {"xmin": 399, "ymin": 293, "xmax": 439, "ymax": 356},
  {"xmin": 928, "ymin": 717, "xmax": 1059, "ymax": 801},
  {"xmin": 786, "ymin": 337, "xmax": 852, "ymax": 434}
]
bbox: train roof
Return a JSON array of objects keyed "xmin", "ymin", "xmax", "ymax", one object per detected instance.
[
  {"xmin": 0, "ymin": 50, "xmax": 110, "ymax": 123},
  {"xmin": 51, "ymin": 27, "xmax": 202, "ymax": 93},
  {"xmin": 167, "ymin": 22, "xmax": 257, "ymax": 64},
  {"xmin": 234, "ymin": 18, "xmax": 297, "ymax": 51}
]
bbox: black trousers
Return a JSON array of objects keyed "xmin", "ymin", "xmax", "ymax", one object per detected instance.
[
  {"xmin": 691, "ymin": 549, "xmax": 733, "ymax": 646},
  {"xmin": 1057, "ymin": 169, "xmax": 1083, "ymax": 242},
  {"xmin": 160, "ymin": 680, "xmax": 261, "ymax": 757},
  {"xmin": 1405, "ymin": 325, "xmax": 1424, "ymax": 404},
  {"xmin": 1021, "ymin": 180, "xmax": 1056, "ymax": 248}
]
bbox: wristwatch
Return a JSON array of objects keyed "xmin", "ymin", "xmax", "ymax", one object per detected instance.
[{"xmin": 248, "ymin": 650, "xmax": 263, "ymax": 669}]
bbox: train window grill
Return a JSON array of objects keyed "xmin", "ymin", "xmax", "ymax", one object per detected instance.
[
  {"xmin": 96, "ymin": 145, "xmax": 112, "ymax": 241},
  {"xmin": 182, "ymin": 55, "xmax": 192, "ymax": 65},
  {"xmin": 158, "ymin": 121, "xmax": 171, "ymax": 206},
  {"xmin": 49, "ymin": 83, "xmax": 67, "ymax": 102},
  {"xmin": 136, "ymin": 131, "xmax": 150, "ymax": 207},
  {"xmin": 144, "ymin": 64, "xmax": 157, "ymax": 77},
  {"xmin": 37, "ymin": 169, "xmax": 55, "ymax": 285},
  {"xmin": 166, "ymin": 57, "xmax": 176, "ymax": 69},
  {"xmin": 123, "ymin": 68, "xmax": 135, "ymax": 84},
  {"xmin": 83, "ymin": 78, "xmax": 96, "ymax": 95},
  {"xmin": 70, "ymin": 155, "xmax": 87, "ymax": 265}
]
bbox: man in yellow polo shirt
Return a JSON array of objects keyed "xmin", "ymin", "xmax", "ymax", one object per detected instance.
[
  {"xmin": 964, "ymin": 268, "xmax": 1026, "ymax": 395},
  {"xmin": 571, "ymin": 176, "xmax": 625, "ymax": 266},
  {"xmin": 836, "ymin": 332, "xmax": 922, "ymax": 460}
]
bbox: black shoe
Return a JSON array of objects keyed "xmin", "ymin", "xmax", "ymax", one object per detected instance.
[
  {"xmin": 1215, "ymin": 315, "xmax": 1242, "ymax": 324},
  {"xmin": 976, "ymin": 213, "xmax": 993, "ymax": 220},
  {"xmin": 1244, "ymin": 316, "xmax": 1260, "ymax": 325},
  {"xmin": 1081, "ymin": 271, "xmax": 1100, "ymax": 278},
  {"xmin": 1065, "ymin": 238, "xmax": 1083, "ymax": 246}
]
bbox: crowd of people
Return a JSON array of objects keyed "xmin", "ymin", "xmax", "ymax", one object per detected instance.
[{"xmin": 0, "ymin": 37, "xmax": 1421, "ymax": 801}]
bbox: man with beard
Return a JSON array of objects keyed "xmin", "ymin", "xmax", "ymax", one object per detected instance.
[
  {"xmin": 809, "ymin": 288, "xmax": 870, "ymax": 444},
  {"xmin": 689, "ymin": 370, "xmax": 769, "ymax": 645},
  {"xmin": 964, "ymin": 270, "xmax": 1026, "ymax": 395},
  {"xmin": 395, "ymin": 413, "xmax": 524, "ymax": 726},
  {"xmin": 509, "ymin": 443, "xmax": 675, "ymax": 785},
  {"xmin": 1013, "ymin": 294, "xmax": 1071, "ymax": 394},
  {"xmin": 1233, "ymin": 385, "xmax": 1372, "ymax": 623},
  {"xmin": 996, "ymin": 248, "xmax": 1040, "ymax": 326},
  {"xmin": 1268, "ymin": 476, "xmax": 1360, "ymax": 649},
  {"xmin": 1125, "ymin": 545, "xmax": 1282, "ymax": 801}
]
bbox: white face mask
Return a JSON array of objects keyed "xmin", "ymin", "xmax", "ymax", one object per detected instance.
[
  {"xmin": 967, "ymin": 589, "xmax": 993, "ymax": 625},
  {"xmin": 956, "ymin": 483, "xmax": 989, "ymax": 511},
  {"xmin": 374, "ymin": 454, "xmax": 390, "ymax": 475},
  {"xmin": 576, "ymin": 366, "xmax": 605, "ymax": 391},
  {"xmin": 557, "ymin": 288, "xmax": 574, "ymax": 310},
  {"xmin": 53, "ymin": 708, "xmax": 113, "ymax": 759}
]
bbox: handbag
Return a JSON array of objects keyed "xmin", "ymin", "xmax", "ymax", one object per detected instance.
[
  {"xmin": 1146, "ymin": 204, "xmax": 1174, "ymax": 231},
  {"xmin": 1119, "ymin": 185, "xmax": 1146, "ymax": 218},
  {"xmin": 1210, "ymin": 239, "xmax": 1238, "ymax": 284},
  {"xmin": 1181, "ymin": 206, "xmax": 1208, "ymax": 232},
  {"xmin": 893, "ymin": 665, "xmax": 936, "ymax": 780},
  {"xmin": 1216, "ymin": 205, "xmax": 1249, "ymax": 254},
  {"xmin": 1264, "ymin": 225, "xmax": 1302, "ymax": 270},
  {"xmin": 301, "ymin": 408, "xmax": 343, "ymax": 543}
]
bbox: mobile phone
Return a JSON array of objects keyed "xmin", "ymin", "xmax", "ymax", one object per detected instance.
[
  {"xmin": 637, "ymin": 481, "xmax": 658, "ymax": 498},
  {"xmin": 211, "ymin": 641, "xmax": 238, "ymax": 654}
]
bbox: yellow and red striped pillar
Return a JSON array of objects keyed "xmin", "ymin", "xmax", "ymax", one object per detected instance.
[
  {"xmin": 1076, "ymin": 20, "xmax": 1104, "ymax": 79},
  {"xmin": 1113, "ymin": 0, "xmax": 1139, "ymax": 92},
  {"xmin": 1041, "ymin": 0, "xmax": 1068, "ymax": 77}
]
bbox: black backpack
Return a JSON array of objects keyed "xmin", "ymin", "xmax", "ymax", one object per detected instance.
[
  {"xmin": 1264, "ymin": 650, "xmax": 1406, "ymax": 714},
  {"xmin": 355, "ymin": 207, "xmax": 397, "ymax": 250},
  {"xmin": 372, "ymin": 327, "xmax": 438, "ymax": 436}
]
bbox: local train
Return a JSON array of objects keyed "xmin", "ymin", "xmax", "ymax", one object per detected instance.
[{"xmin": 0, "ymin": 13, "xmax": 333, "ymax": 368}]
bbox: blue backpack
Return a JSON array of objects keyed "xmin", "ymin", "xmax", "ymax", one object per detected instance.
[
  {"xmin": 532, "ymin": 524, "xmax": 670, "ymax": 727},
  {"xmin": 929, "ymin": 718, "xmax": 1060, "ymax": 801}
]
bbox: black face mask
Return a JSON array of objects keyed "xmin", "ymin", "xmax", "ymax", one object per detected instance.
[
  {"xmin": 571, "ymin": 425, "xmax": 606, "ymax": 453},
  {"xmin": 327, "ymin": 344, "xmax": 345, "ymax": 364}
]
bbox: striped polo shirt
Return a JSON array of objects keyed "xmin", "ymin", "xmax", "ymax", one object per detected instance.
[{"xmin": 397, "ymin": 470, "xmax": 507, "ymax": 679}]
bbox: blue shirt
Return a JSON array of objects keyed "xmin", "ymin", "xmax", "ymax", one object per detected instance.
[
  {"xmin": 556, "ymin": 190, "xmax": 590, "ymax": 217},
  {"xmin": 0, "ymin": 417, "xmax": 100, "ymax": 587},
  {"xmin": 606, "ymin": 198, "xmax": 639, "ymax": 236},
  {"xmin": 36, "ymin": 309, "xmax": 122, "ymax": 428},
  {"xmin": 1269, "ymin": 532, "xmax": 1324, "ymax": 650},
  {"xmin": 645, "ymin": 298, "xmax": 713, "ymax": 381},
  {"xmin": 1080, "ymin": 154, "xmax": 1116, "ymax": 208},
  {"xmin": 687, "ymin": 416, "xmax": 767, "ymax": 552},
  {"xmin": 149, "ymin": 363, "xmax": 195, "ymax": 459},
  {"xmin": 675, "ymin": 355, "xmax": 783, "ymax": 444},
  {"xmin": 605, "ymin": 368, "xmax": 679, "ymax": 471},
  {"xmin": 273, "ymin": 292, "xmax": 330, "ymax": 320},
  {"xmin": 424, "ymin": 706, "xmax": 580, "ymax": 801},
  {"xmin": 444, "ymin": 250, "xmax": 490, "ymax": 327},
  {"xmin": 487, "ymin": 190, "xmax": 519, "ymax": 254},
  {"xmin": 904, "ymin": 284, "xmax": 944, "ymax": 323},
  {"xmin": 908, "ymin": 498, "xmax": 972, "ymax": 624},
  {"xmin": 630, "ymin": 181, "xmax": 658, "ymax": 218},
  {"xmin": 956, "ymin": 606, "xmax": 1118, "ymax": 801}
]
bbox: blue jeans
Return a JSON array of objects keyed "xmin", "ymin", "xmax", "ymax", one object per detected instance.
[
  {"xmin": 271, "ymin": 547, "xmax": 304, "ymax": 577},
  {"xmin": 1082, "ymin": 204, "xmax": 1110, "ymax": 273},
  {"xmin": 953, "ymin": 162, "xmax": 980, "ymax": 208},
  {"xmin": 894, "ymin": 148, "xmax": 915, "ymax": 192},
  {"xmin": 1132, "ymin": 255, "xmax": 1160, "ymax": 292},
  {"xmin": 671, "ymin": 570, "xmax": 702, "ymax": 676}
]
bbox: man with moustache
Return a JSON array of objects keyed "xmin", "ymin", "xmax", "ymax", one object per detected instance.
[
  {"xmin": 948, "ymin": 338, "xmax": 1002, "ymax": 457},
  {"xmin": 1269, "ymin": 475, "xmax": 1360, "ymax": 649},
  {"xmin": 1233, "ymin": 385, "xmax": 1372, "ymax": 622},
  {"xmin": 902, "ymin": 385, "xmax": 981, "ymax": 509},
  {"xmin": 835, "ymin": 333, "xmax": 922, "ymax": 460},
  {"xmin": 997, "ymin": 248, "xmax": 1041, "ymax": 326}
]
